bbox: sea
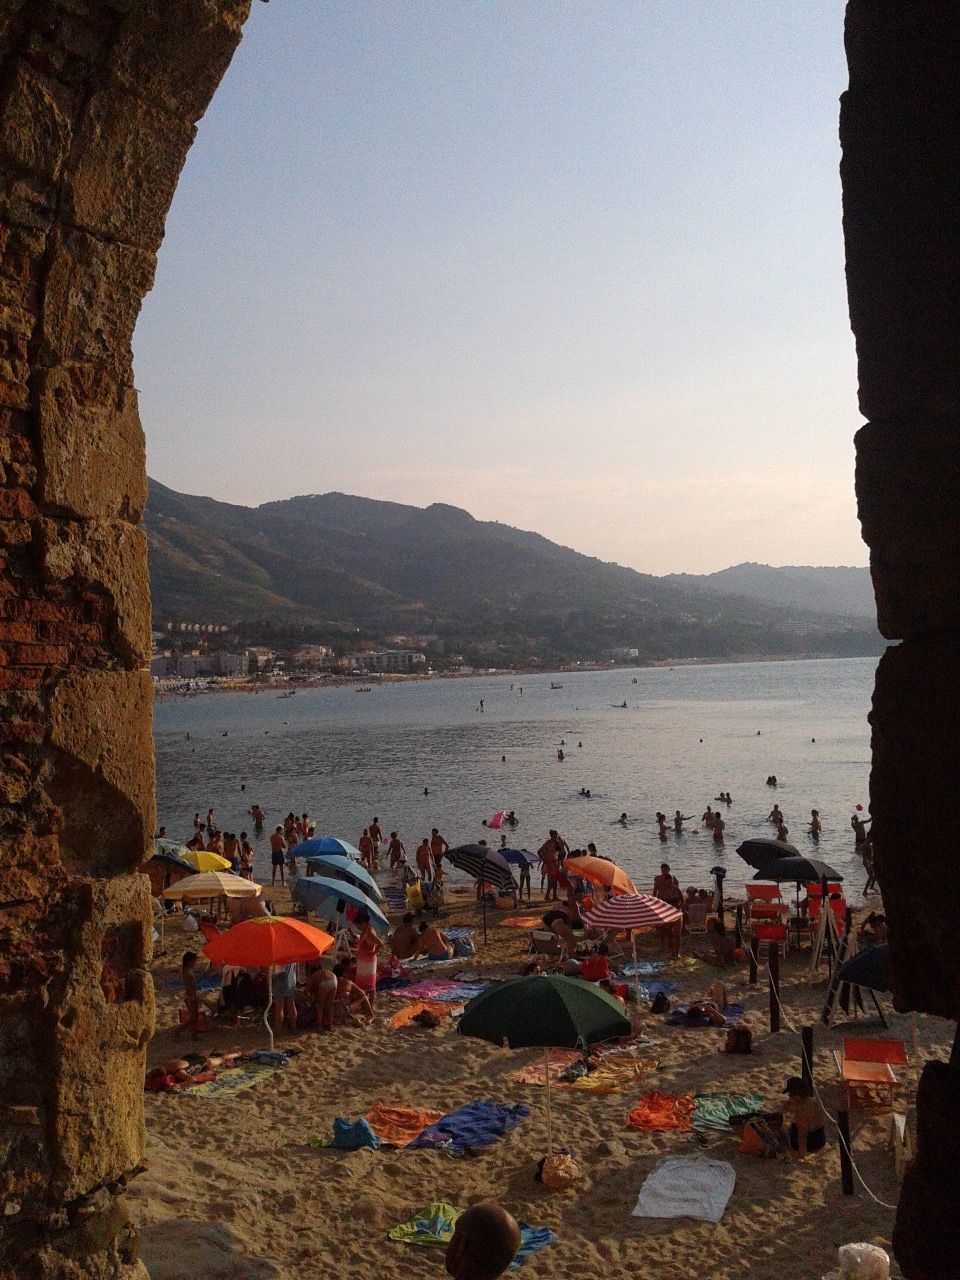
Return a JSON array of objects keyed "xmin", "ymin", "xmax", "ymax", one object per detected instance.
[{"xmin": 153, "ymin": 656, "xmax": 879, "ymax": 904}]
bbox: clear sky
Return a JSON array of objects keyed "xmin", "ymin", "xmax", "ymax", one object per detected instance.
[{"xmin": 134, "ymin": 0, "xmax": 865, "ymax": 576}]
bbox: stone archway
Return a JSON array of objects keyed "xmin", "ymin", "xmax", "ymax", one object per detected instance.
[
  {"xmin": 0, "ymin": 2, "xmax": 955, "ymax": 1277},
  {"xmin": 0, "ymin": 4, "xmax": 252, "ymax": 1276}
]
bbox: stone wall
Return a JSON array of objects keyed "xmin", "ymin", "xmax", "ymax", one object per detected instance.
[
  {"xmin": 0, "ymin": 3, "xmax": 250, "ymax": 1276},
  {"xmin": 842, "ymin": 3, "xmax": 960, "ymax": 1274}
]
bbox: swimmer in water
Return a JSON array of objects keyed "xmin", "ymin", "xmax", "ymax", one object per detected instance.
[
  {"xmin": 618, "ymin": 812, "xmax": 628, "ymax": 826},
  {"xmin": 674, "ymin": 810, "xmax": 694, "ymax": 834}
]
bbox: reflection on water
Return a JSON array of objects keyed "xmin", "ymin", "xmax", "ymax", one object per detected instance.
[{"xmin": 154, "ymin": 657, "xmax": 877, "ymax": 900}]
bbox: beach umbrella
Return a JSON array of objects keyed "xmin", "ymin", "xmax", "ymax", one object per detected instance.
[
  {"xmin": 582, "ymin": 893, "xmax": 682, "ymax": 998},
  {"xmin": 736, "ymin": 837, "xmax": 800, "ymax": 870},
  {"xmin": 754, "ymin": 857, "xmax": 842, "ymax": 885},
  {"xmin": 292, "ymin": 848, "xmax": 383, "ymax": 901},
  {"xmin": 294, "ymin": 836, "xmax": 362, "ymax": 859},
  {"xmin": 203, "ymin": 916, "xmax": 334, "ymax": 1049},
  {"xmin": 292, "ymin": 874, "xmax": 390, "ymax": 935},
  {"xmin": 835, "ymin": 943, "xmax": 890, "ymax": 994},
  {"xmin": 458, "ymin": 975, "xmax": 631, "ymax": 1155},
  {"xmin": 145, "ymin": 847, "xmax": 194, "ymax": 951},
  {"xmin": 162, "ymin": 870, "xmax": 262, "ymax": 900},
  {"xmin": 445, "ymin": 844, "xmax": 517, "ymax": 944},
  {"xmin": 155, "ymin": 838, "xmax": 194, "ymax": 862},
  {"xmin": 499, "ymin": 848, "xmax": 538, "ymax": 865},
  {"xmin": 563, "ymin": 855, "xmax": 637, "ymax": 896},
  {"xmin": 150, "ymin": 848, "xmax": 194, "ymax": 875},
  {"xmin": 182, "ymin": 848, "xmax": 232, "ymax": 873}
]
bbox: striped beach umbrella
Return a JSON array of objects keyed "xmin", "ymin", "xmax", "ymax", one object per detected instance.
[
  {"xmin": 582, "ymin": 894, "xmax": 683, "ymax": 998},
  {"xmin": 445, "ymin": 844, "xmax": 517, "ymax": 894}
]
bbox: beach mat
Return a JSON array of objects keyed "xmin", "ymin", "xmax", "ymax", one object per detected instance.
[
  {"xmin": 365, "ymin": 1104, "xmax": 445, "ymax": 1148},
  {"xmin": 409, "ymin": 1101, "xmax": 530, "ymax": 1154},
  {"xmin": 562, "ymin": 1055, "xmax": 656, "ymax": 1093},
  {"xmin": 184, "ymin": 1061, "xmax": 282, "ymax": 1098},
  {"xmin": 388, "ymin": 1202, "xmax": 556, "ymax": 1267},
  {"xmin": 625, "ymin": 1091, "xmax": 695, "ymax": 1132},
  {"xmin": 631, "ymin": 1155, "xmax": 736, "ymax": 1223},
  {"xmin": 693, "ymin": 1092, "xmax": 764, "ymax": 1133},
  {"xmin": 503, "ymin": 916, "xmax": 544, "ymax": 928}
]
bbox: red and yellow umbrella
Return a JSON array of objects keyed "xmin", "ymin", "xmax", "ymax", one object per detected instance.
[{"xmin": 564, "ymin": 855, "xmax": 637, "ymax": 896}]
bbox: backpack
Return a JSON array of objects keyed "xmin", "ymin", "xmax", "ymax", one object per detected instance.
[
  {"xmin": 650, "ymin": 992, "xmax": 670, "ymax": 1014},
  {"xmin": 724, "ymin": 1026, "xmax": 752, "ymax": 1054}
]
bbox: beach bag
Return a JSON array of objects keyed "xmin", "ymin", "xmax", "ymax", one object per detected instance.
[
  {"xmin": 724, "ymin": 1026, "xmax": 752, "ymax": 1055},
  {"xmin": 539, "ymin": 1153, "xmax": 581, "ymax": 1189},
  {"xmin": 651, "ymin": 992, "xmax": 671, "ymax": 1014},
  {"xmin": 453, "ymin": 936, "xmax": 476, "ymax": 958},
  {"xmin": 739, "ymin": 1117, "xmax": 782, "ymax": 1159}
]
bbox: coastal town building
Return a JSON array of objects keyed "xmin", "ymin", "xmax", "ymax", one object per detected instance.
[{"xmin": 357, "ymin": 649, "xmax": 427, "ymax": 673}]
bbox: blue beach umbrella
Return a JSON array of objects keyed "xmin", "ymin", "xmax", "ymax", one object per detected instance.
[
  {"xmin": 292, "ymin": 874, "xmax": 390, "ymax": 935},
  {"xmin": 290, "ymin": 848, "xmax": 383, "ymax": 901},
  {"xmin": 499, "ymin": 848, "xmax": 538, "ymax": 865},
  {"xmin": 294, "ymin": 836, "xmax": 362, "ymax": 859}
]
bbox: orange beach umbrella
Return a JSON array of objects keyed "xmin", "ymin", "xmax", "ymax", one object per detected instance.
[
  {"xmin": 202, "ymin": 916, "xmax": 334, "ymax": 1048},
  {"xmin": 564, "ymin": 855, "xmax": 637, "ymax": 896}
]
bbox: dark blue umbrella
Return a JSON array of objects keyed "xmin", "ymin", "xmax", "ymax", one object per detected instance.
[
  {"xmin": 500, "ymin": 848, "xmax": 538, "ymax": 865},
  {"xmin": 290, "ymin": 848, "xmax": 382, "ymax": 901},
  {"xmin": 292, "ymin": 874, "xmax": 389, "ymax": 935},
  {"xmin": 294, "ymin": 835, "xmax": 362, "ymax": 859},
  {"xmin": 835, "ymin": 943, "xmax": 890, "ymax": 993}
]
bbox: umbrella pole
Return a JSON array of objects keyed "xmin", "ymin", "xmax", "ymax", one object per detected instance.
[
  {"xmin": 264, "ymin": 967, "xmax": 275, "ymax": 1050},
  {"xmin": 544, "ymin": 1047, "xmax": 553, "ymax": 1158},
  {"xmin": 631, "ymin": 932, "xmax": 641, "ymax": 1003},
  {"xmin": 482, "ymin": 887, "xmax": 488, "ymax": 945}
]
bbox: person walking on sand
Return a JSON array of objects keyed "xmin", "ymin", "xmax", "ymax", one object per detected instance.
[
  {"xmin": 270, "ymin": 826, "xmax": 286, "ymax": 887},
  {"xmin": 538, "ymin": 833, "xmax": 561, "ymax": 902},
  {"xmin": 387, "ymin": 831, "xmax": 406, "ymax": 870},
  {"xmin": 430, "ymin": 827, "xmax": 449, "ymax": 867}
]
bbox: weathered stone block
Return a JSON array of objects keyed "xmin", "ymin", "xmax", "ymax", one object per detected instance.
[
  {"xmin": 47, "ymin": 668, "xmax": 155, "ymax": 875},
  {"xmin": 869, "ymin": 637, "xmax": 960, "ymax": 1017},
  {"xmin": 110, "ymin": 0, "xmax": 250, "ymax": 121},
  {"xmin": 64, "ymin": 86, "xmax": 196, "ymax": 251},
  {"xmin": 0, "ymin": 59, "xmax": 71, "ymax": 182},
  {"xmin": 37, "ymin": 365, "xmax": 146, "ymax": 521},
  {"xmin": 38, "ymin": 228, "xmax": 154, "ymax": 378},
  {"xmin": 37, "ymin": 518, "xmax": 151, "ymax": 665},
  {"xmin": 893, "ymin": 1061, "xmax": 960, "ymax": 1278}
]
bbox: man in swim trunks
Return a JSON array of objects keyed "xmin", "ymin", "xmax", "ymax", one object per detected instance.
[
  {"xmin": 430, "ymin": 827, "xmax": 449, "ymax": 866},
  {"xmin": 270, "ymin": 826, "xmax": 286, "ymax": 886},
  {"xmin": 388, "ymin": 832, "xmax": 406, "ymax": 869},
  {"xmin": 415, "ymin": 837, "xmax": 434, "ymax": 880},
  {"xmin": 538, "ymin": 834, "xmax": 560, "ymax": 902},
  {"xmin": 413, "ymin": 921, "xmax": 454, "ymax": 960},
  {"xmin": 390, "ymin": 912, "xmax": 419, "ymax": 960}
]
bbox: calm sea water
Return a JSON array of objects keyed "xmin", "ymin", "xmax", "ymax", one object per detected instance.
[{"xmin": 153, "ymin": 657, "xmax": 878, "ymax": 902}]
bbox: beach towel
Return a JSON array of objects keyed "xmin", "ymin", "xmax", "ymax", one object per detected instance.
[
  {"xmin": 631, "ymin": 1155, "xmax": 736, "ymax": 1222},
  {"xmin": 388, "ymin": 979, "xmax": 488, "ymax": 1003},
  {"xmin": 406, "ymin": 955, "xmax": 462, "ymax": 969},
  {"xmin": 693, "ymin": 1091, "xmax": 764, "ymax": 1133},
  {"xmin": 409, "ymin": 1101, "xmax": 530, "ymax": 1154},
  {"xmin": 592, "ymin": 1034, "xmax": 659, "ymax": 1057},
  {"xmin": 621, "ymin": 960, "xmax": 665, "ymax": 978},
  {"xmin": 637, "ymin": 980, "xmax": 677, "ymax": 1003},
  {"xmin": 510, "ymin": 1050, "xmax": 580, "ymax": 1086},
  {"xmin": 366, "ymin": 1104, "xmax": 445, "ymax": 1148},
  {"xmin": 388, "ymin": 1203, "xmax": 556, "ymax": 1268},
  {"xmin": 332, "ymin": 1117, "xmax": 381, "ymax": 1150},
  {"xmin": 388, "ymin": 999, "xmax": 458, "ymax": 1029},
  {"xmin": 184, "ymin": 1061, "xmax": 281, "ymax": 1097},
  {"xmin": 377, "ymin": 975, "xmax": 413, "ymax": 992},
  {"xmin": 664, "ymin": 1002, "xmax": 743, "ymax": 1027},
  {"xmin": 625, "ymin": 1091, "xmax": 695, "ymax": 1132},
  {"xmin": 562, "ymin": 1056, "xmax": 656, "ymax": 1094},
  {"xmin": 504, "ymin": 916, "xmax": 544, "ymax": 928}
]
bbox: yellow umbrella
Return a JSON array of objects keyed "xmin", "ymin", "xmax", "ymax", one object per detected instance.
[
  {"xmin": 182, "ymin": 849, "xmax": 231, "ymax": 872},
  {"xmin": 162, "ymin": 871, "xmax": 261, "ymax": 899}
]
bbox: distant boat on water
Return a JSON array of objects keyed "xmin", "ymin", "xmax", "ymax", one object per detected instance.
[
  {"xmin": 550, "ymin": 681, "xmax": 564, "ymax": 690},
  {"xmin": 277, "ymin": 690, "xmax": 296, "ymax": 698},
  {"xmin": 356, "ymin": 686, "xmax": 373, "ymax": 693}
]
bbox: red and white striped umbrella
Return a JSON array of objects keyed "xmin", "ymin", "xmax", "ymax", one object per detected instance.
[{"xmin": 582, "ymin": 893, "xmax": 682, "ymax": 931}]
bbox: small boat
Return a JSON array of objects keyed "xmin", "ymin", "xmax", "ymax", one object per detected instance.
[
  {"xmin": 356, "ymin": 686, "xmax": 373, "ymax": 693},
  {"xmin": 550, "ymin": 681, "xmax": 564, "ymax": 690},
  {"xmin": 277, "ymin": 690, "xmax": 296, "ymax": 698}
]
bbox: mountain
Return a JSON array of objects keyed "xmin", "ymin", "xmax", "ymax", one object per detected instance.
[
  {"xmin": 145, "ymin": 480, "xmax": 882, "ymax": 664},
  {"xmin": 664, "ymin": 563, "xmax": 875, "ymax": 620}
]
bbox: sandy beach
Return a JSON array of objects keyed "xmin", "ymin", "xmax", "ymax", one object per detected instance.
[{"xmin": 129, "ymin": 884, "xmax": 949, "ymax": 1280}]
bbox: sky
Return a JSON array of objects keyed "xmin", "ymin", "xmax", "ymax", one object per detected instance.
[{"xmin": 133, "ymin": 0, "xmax": 866, "ymax": 576}]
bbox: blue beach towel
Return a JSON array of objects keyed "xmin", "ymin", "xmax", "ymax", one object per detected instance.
[
  {"xmin": 514, "ymin": 1224, "xmax": 559, "ymax": 1267},
  {"xmin": 621, "ymin": 960, "xmax": 665, "ymax": 978},
  {"xmin": 638, "ymin": 980, "xmax": 677, "ymax": 1003},
  {"xmin": 409, "ymin": 1101, "xmax": 530, "ymax": 1154}
]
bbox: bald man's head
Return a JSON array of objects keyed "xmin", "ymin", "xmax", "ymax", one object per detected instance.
[{"xmin": 445, "ymin": 1202, "xmax": 521, "ymax": 1279}]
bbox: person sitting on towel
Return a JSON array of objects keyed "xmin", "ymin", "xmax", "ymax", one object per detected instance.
[
  {"xmin": 390, "ymin": 913, "xmax": 419, "ymax": 961},
  {"xmin": 445, "ymin": 1202, "xmax": 521, "ymax": 1279},
  {"xmin": 412, "ymin": 921, "xmax": 454, "ymax": 960}
]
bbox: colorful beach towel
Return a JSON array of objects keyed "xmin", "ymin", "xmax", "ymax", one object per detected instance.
[
  {"xmin": 503, "ymin": 916, "xmax": 544, "ymax": 928},
  {"xmin": 631, "ymin": 1155, "xmax": 736, "ymax": 1222},
  {"xmin": 692, "ymin": 1092, "xmax": 764, "ymax": 1133},
  {"xmin": 510, "ymin": 1050, "xmax": 581, "ymax": 1086},
  {"xmin": 388, "ymin": 999, "xmax": 458, "ymax": 1029},
  {"xmin": 409, "ymin": 1101, "xmax": 530, "ymax": 1154},
  {"xmin": 562, "ymin": 1055, "xmax": 656, "ymax": 1094},
  {"xmin": 625, "ymin": 1091, "xmax": 695, "ymax": 1132},
  {"xmin": 365, "ymin": 1104, "xmax": 444, "ymax": 1148},
  {"xmin": 388, "ymin": 979, "xmax": 489, "ymax": 1003},
  {"xmin": 184, "ymin": 1061, "xmax": 281, "ymax": 1098},
  {"xmin": 388, "ymin": 1203, "xmax": 556, "ymax": 1267}
]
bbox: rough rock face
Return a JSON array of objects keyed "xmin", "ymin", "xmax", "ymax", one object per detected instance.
[
  {"xmin": 841, "ymin": 3, "xmax": 960, "ymax": 1272},
  {"xmin": 0, "ymin": 3, "xmax": 251, "ymax": 1276}
]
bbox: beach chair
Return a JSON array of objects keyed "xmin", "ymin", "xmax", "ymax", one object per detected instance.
[
  {"xmin": 833, "ymin": 1041, "xmax": 900, "ymax": 1110},
  {"xmin": 529, "ymin": 930, "xmax": 565, "ymax": 962},
  {"xmin": 685, "ymin": 902, "xmax": 709, "ymax": 934}
]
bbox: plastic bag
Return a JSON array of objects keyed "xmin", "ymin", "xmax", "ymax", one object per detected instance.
[
  {"xmin": 837, "ymin": 1243, "xmax": 890, "ymax": 1280},
  {"xmin": 541, "ymin": 1153, "xmax": 581, "ymax": 1189}
]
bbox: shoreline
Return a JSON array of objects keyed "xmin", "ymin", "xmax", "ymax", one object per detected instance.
[{"xmin": 153, "ymin": 651, "xmax": 881, "ymax": 700}]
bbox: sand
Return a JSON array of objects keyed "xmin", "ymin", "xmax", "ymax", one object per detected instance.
[{"xmin": 131, "ymin": 886, "xmax": 951, "ymax": 1280}]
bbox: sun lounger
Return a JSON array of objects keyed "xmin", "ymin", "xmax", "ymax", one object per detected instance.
[{"xmin": 833, "ymin": 1048, "xmax": 898, "ymax": 1109}]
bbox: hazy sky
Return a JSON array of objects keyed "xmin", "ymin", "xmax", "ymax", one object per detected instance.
[{"xmin": 134, "ymin": 0, "xmax": 865, "ymax": 575}]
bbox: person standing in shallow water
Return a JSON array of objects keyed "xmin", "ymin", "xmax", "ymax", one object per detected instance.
[
  {"xmin": 808, "ymin": 810, "xmax": 821, "ymax": 840},
  {"xmin": 270, "ymin": 826, "xmax": 286, "ymax": 887}
]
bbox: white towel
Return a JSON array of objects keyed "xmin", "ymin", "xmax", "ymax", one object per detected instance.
[{"xmin": 631, "ymin": 1155, "xmax": 736, "ymax": 1223}]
